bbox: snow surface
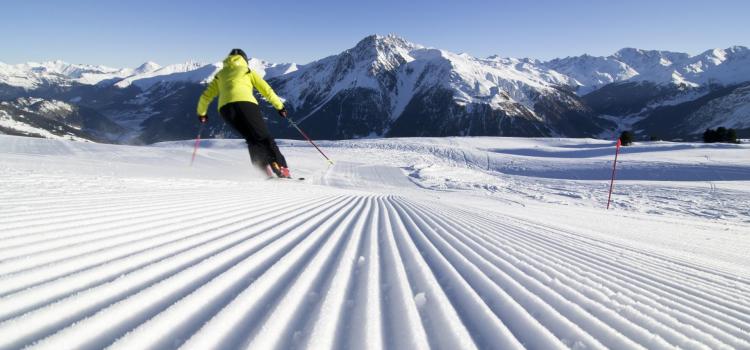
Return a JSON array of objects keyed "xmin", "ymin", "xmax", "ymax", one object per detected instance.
[{"xmin": 0, "ymin": 134, "xmax": 748, "ymax": 349}]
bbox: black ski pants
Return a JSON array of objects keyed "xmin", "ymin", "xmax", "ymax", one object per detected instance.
[{"xmin": 219, "ymin": 101, "xmax": 287, "ymax": 170}]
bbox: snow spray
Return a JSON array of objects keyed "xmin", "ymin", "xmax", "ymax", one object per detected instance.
[{"xmin": 606, "ymin": 138, "xmax": 622, "ymax": 209}]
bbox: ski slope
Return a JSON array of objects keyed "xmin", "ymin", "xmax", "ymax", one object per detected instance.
[{"xmin": 0, "ymin": 135, "xmax": 749, "ymax": 349}]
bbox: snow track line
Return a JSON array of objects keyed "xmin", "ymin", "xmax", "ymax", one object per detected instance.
[
  {"xmin": 0, "ymin": 197, "xmax": 302, "ymax": 298},
  {"xmin": 0, "ymin": 190, "xmax": 242, "ymax": 233},
  {"xmin": 21, "ymin": 196, "xmax": 355, "ymax": 350},
  {"xmin": 443, "ymin": 202, "xmax": 750, "ymax": 309},
  {"xmin": 506, "ymin": 212, "xmax": 750, "ymax": 291},
  {"xmin": 332, "ymin": 196, "xmax": 384, "ymax": 350},
  {"xmin": 408, "ymin": 199, "xmax": 729, "ymax": 349},
  {"xmin": 0, "ymin": 194, "xmax": 346, "ymax": 348},
  {"xmin": 500, "ymin": 208, "xmax": 750, "ymax": 286},
  {"xmin": 428, "ymin": 202, "xmax": 750, "ymax": 348},
  {"xmin": 493, "ymin": 218, "xmax": 750, "ymax": 332},
  {"xmin": 392, "ymin": 198, "xmax": 617, "ymax": 349},
  {"xmin": 0, "ymin": 189, "xmax": 225, "ymax": 226},
  {"xmin": 275, "ymin": 196, "xmax": 376, "ymax": 349},
  {"xmin": 0, "ymin": 179, "xmax": 746, "ymax": 349},
  {"xmin": 469, "ymin": 212, "xmax": 747, "ymax": 343},
  {"xmin": 0, "ymin": 191, "xmax": 291, "ymax": 268},
  {"xmin": 245, "ymin": 196, "xmax": 372, "ymax": 349},
  {"xmin": 179, "ymin": 197, "xmax": 365, "ymax": 350},
  {"xmin": 0, "ymin": 196, "xmax": 338, "ymax": 319},
  {"xmin": 375, "ymin": 196, "xmax": 431, "ymax": 350},
  {"xmin": 495, "ymin": 225, "xmax": 749, "ymax": 348},
  {"xmin": 2, "ymin": 187, "xmax": 268, "ymax": 240},
  {"xmin": 0, "ymin": 192, "xmax": 257, "ymax": 260},
  {"xmin": 390, "ymin": 199, "xmax": 562, "ymax": 349},
  {"xmin": 383, "ymin": 198, "xmax": 492, "ymax": 350},
  {"xmin": 402, "ymin": 199, "xmax": 693, "ymax": 348},
  {"xmin": 68, "ymin": 199, "xmax": 356, "ymax": 348}
]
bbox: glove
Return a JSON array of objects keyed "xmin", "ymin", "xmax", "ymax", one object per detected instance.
[
  {"xmin": 278, "ymin": 108, "xmax": 288, "ymax": 118},
  {"xmin": 198, "ymin": 115, "xmax": 207, "ymax": 124}
]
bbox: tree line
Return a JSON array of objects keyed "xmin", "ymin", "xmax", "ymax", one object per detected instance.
[{"xmin": 614, "ymin": 127, "xmax": 740, "ymax": 146}]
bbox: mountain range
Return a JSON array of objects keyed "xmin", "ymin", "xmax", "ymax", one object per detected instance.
[{"xmin": 1, "ymin": 34, "xmax": 748, "ymax": 143}]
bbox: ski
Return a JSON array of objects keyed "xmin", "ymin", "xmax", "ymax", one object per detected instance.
[{"xmin": 266, "ymin": 177, "xmax": 306, "ymax": 181}]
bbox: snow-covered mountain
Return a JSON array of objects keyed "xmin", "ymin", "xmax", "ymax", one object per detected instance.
[
  {"xmin": 544, "ymin": 55, "xmax": 638, "ymax": 95},
  {"xmin": 1, "ymin": 35, "xmax": 748, "ymax": 143},
  {"xmin": 0, "ymin": 57, "xmax": 298, "ymax": 143},
  {"xmin": 685, "ymin": 83, "xmax": 750, "ymax": 132},
  {"xmin": 114, "ymin": 58, "xmax": 298, "ymax": 91},
  {"xmin": 0, "ymin": 61, "xmax": 134, "ymax": 89},
  {"xmin": 0, "ymin": 97, "xmax": 123, "ymax": 141},
  {"xmin": 270, "ymin": 35, "xmax": 607, "ymax": 139},
  {"xmin": 614, "ymin": 46, "xmax": 750, "ymax": 87},
  {"xmin": 544, "ymin": 46, "xmax": 750, "ymax": 139},
  {"xmin": 544, "ymin": 46, "xmax": 750, "ymax": 93}
]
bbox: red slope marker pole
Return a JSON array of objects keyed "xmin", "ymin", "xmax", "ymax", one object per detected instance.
[
  {"xmin": 606, "ymin": 138, "xmax": 622, "ymax": 210},
  {"xmin": 190, "ymin": 123, "xmax": 204, "ymax": 167}
]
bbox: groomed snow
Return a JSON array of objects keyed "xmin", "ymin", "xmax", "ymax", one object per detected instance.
[{"xmin": 0, "ymin": 135, "xmax": 748, "ymax": 349}]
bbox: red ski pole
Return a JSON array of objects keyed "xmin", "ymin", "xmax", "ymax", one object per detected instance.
[
  {"xmin": 189, "ymin": 123, "xmax": 204, "ymax": 167},
  {"xmin": 287, "ymin": 117, "xmax": 334, "ymax": 165},
  {"xmin": 606, "ymin": 138, "xmax": 622, "ymax": 209}
]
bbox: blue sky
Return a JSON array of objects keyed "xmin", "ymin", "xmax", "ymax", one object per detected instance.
[{"xmin": 2, "ymin": 0, "xmax": 748, "ymax": 67}]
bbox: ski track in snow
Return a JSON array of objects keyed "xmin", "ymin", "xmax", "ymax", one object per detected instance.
[{"xmin": 0, "ymin": 136, "xmax": 749, "ymax": 349}]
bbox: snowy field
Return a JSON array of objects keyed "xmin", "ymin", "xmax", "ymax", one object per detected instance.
[{"xmin": 0, "ymin": 134, "xmax": 749, "ymax": 349}]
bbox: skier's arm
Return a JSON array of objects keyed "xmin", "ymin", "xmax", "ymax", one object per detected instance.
[
  {"xmin": 249, "ymin": 70, "xmax": 284, "ymax": 110},
  {"xmin": 196, "ymin": 77, "xmax": 219, "ymax": 116}
]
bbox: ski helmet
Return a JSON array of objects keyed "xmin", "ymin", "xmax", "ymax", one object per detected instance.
[{"xmin": 229, "ymin": 48, "xmax": 248, "ymax": 63}]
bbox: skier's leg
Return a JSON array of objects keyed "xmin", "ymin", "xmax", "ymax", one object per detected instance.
[
  {"xmin": 248, "ymin": 145, "xmax": 270, "ymax": 169},
  {"xmin": 220, "ymin": 102, "xmax": 270, "ymax": 172},
  {"xmin": 239, "ymin": 103, "xmax": 289, "ymax": 171},
  {"xmin": 263, "ymin": 138, "xmax": 288, "ymax": 167}
]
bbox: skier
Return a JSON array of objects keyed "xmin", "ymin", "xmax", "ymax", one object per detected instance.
[{"xmin": 196, "ymin": 48, "xmax": 291, "ymax": 178}]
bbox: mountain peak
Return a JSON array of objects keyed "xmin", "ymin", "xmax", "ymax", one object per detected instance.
[
  {"xmin": 355, "ymin": 34, "xmax": 417, "ymax": 47},
  {"xmin": 335, "ymin": 34, "xmax": 424, "ymax": 78},
  {"xmin": 134, "ymin": 61, "xmax": 161, "ymax": 75},
  {"xmin": 711, "ymin": 45, "xmax": 750, "ymax": 60},
  {"xmin": 613, "ymin": 47, "xmax": 690, "ymax": 65},
  {"xmin": 352, "ymin": 34, "xmax": 422, "ymax": 58}
]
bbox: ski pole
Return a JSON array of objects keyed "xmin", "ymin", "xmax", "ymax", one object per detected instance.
[
  {"xmin": 287, "ymin": 117, "xmax": 334, "ymax": 165},
  {"xmin": 190, "ymin": 123, "xmax": 204, "ymax": 167},
  {"xmin": 606, "ymin": 138, "xmax": 622, "ymax": 209}
]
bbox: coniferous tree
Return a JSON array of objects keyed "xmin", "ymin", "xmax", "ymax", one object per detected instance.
[
  {"xmin": 619, "ymin": 130, "xmax": 634, "ymax": 146},
  {"xmin": 703, "ymin": 128, "xmax": 717, "ymax": 143},
  {"xmin": 716, "ymin": 127, "xmax": 728, "ymax": 142},
  {"xmin": 703, "ymin": 127, "xmax": 739, "ymax": 143},
  {"xmin": 727, "ymin": 128, "xmax": 738, "ymax": 143}
]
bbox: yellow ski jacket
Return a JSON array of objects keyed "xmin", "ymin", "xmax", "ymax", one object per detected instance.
[{"xmin": 196, "ymin": 54, "xmax": 284, "ymax": 116}]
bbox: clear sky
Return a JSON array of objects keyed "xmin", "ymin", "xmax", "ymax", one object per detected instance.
[{"xmin": 2, "ymin": 0, "xmax": 748, "ymax": 68}]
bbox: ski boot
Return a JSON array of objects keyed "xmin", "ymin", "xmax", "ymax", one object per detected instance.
[{"xmin": 271, "ymin": 162, "xmax": 292, "ymax": 178}]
